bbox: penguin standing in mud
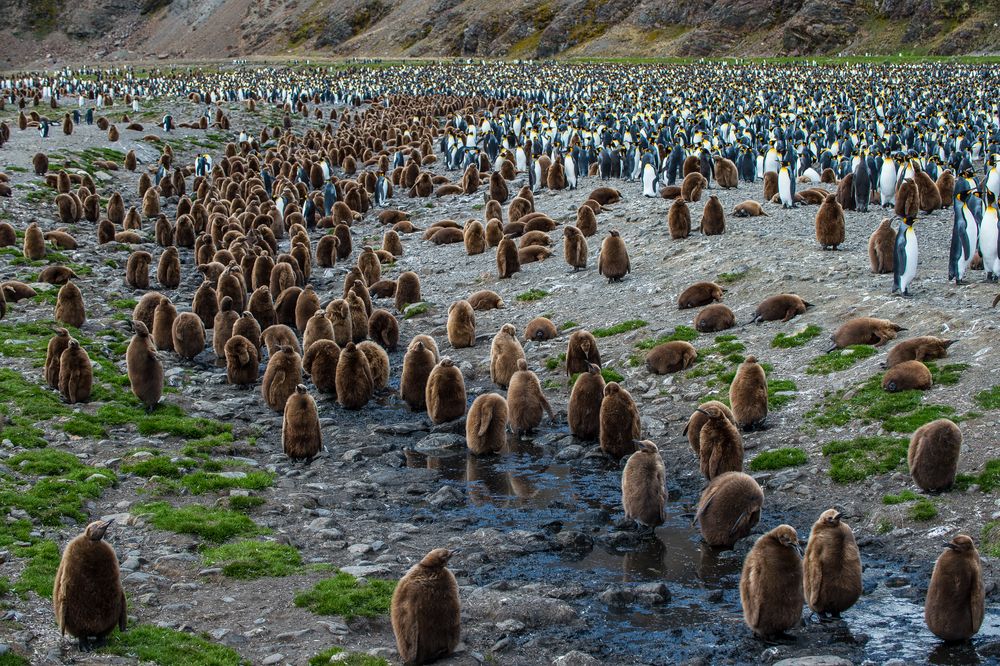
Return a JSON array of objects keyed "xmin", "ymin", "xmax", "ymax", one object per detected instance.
[
  {"xmin": 893, "ymin": 216, "xmax": 918, "ymax": 297},
  {"xmin": 778, "ymin": 159, "xmax": 795, "ymax": 209},
  {"xmin": 949, "ymin": 190, "xmax": 980, "ymax": 284}
]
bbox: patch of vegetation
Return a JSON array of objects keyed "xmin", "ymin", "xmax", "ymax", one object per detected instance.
[
  {"xmin": 749, "ymin": 447, "xmax": 807, "ymax": 471},
  {"xmin": 806, "ymin": 374, "xmax": 956, "ymax": 433},
  {"xmin": 882, "ymin": 405, "xmax": 958, "ymax": 433},
  {"xmin": 883, "ymin": 489, "xmax": 919, "ymax": 505},
  {"xmin": 228, "ymin": 496, "xmax": 265, "ymax": 512},
  {"xmin": 806, "ymin": 345, "xmax": 878, "ymax": 374},
  {"xmin": 909, "ymin": 498, "xmax": 938, "ymax": 521},
  {"xmin": 544, "ymin": 353, "xmax": 565, "ymax": 371},
  {"xmin": 0, "ymin": 654, "xmax": 30, "ymax": 666},
  {"xmin": 515, "ymin": 288, "xmax": 549, "ymax": 302},
  {"xmin": 402, "ymin": 302, "xmax": 430, "ymax": 319},
  {"xmin": 121, "ymin": 454, "xmax": 185, "ymax": 479},
  {"xmin": 308, "ymin": 647, "xmax": 388, "ymax": 666},
  {"xmin": 767, "ymin": 379, "xmax": 799, "ymax": 410},
  {"xmin": 294, "ymin": 571, "xmax": 396, "ymax": 619},
  {"xmin": 982, "ymin": 521, "xmax": 1000, "ymax": 558},
  {"xmin": 592, "ymin": 320, "xmax": 648, "ymax": 338},
  {"xmin": 11, "ymin": 539, "xmax": 60, "ymax": 598},
  {"xmin": 926, "ymin": 361, "xmax": 969, "ymax": 386},
  {"xmin": 955, "ymin": 459, "xmax": 1000, "ymax": 493},
  {"xmin": 1, "ymin": 450, "xmax": 116, "ymax": 525},
  {"xmin": 821, "ymin": 435, "xmax": 909, "ymax": 483},
  {"xmin": 560, "ymin": 321, "xmax": 579, "ymax": 331},
  {"xmin": 103, "ymin": 625, "xmax": 248, "ymax": 665},
  {"xmin": 178, "ymin": 470, "xmax": 274, "ymax": 495},
  {"xmin": 635, "ymin": 325, "xmax": 697, "ymax": 349},
  {"xmin": 109, "ymin": 298, "xmax": 138, "ymax": 310},
  {"xmin": 136, "ymin": 502, "xmax": 263, "ymax": 543},
  {"xmin": 716, "ymin": 270, "xmax": 748, "ymax": 284},
  {"xmin": 201, "ymin": 540, "xmax": 302, "ymax": 579},
  {"xmin": 973, "ymin": 385, "xmax": 1000, "ymax": 409},
  {"xmin": 771, "ymin": 324, "xmax": 822, "ymax": 348},
  {"xmin": 600, "ymin": 367, "xmax": 624, "ymax": 383}
]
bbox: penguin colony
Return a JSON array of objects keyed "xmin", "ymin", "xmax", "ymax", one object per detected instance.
[{"xmin": 0, "ymin": 61, "xmax": 996, "ymax": 663}]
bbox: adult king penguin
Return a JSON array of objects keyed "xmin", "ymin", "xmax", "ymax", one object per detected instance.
[
  {"xmin": 949, "ymin": 190, "xmax": 980, "ymax": 285},
  {"xmin": 778, "ymin": 159, "xmax": 795, "ymax": 209},
  {"xmin": 980, "ymin": 193, "xmax": 999, "ymax": 281},
  {"xmin": 641, "ymin": 154, "xmax": 658, "ymax": 198},
  {"xmin": 375, "ymin": 171, "xmax": 390, "ymax": 207},
  {"xmin": 893, "ymin": 217, "xmax": 918, "ymax": 297}
]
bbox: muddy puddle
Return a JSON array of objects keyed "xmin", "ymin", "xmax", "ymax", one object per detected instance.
[{"xmin": 401, "ymin": 436, "xmax": 1000, "ymax": 665}]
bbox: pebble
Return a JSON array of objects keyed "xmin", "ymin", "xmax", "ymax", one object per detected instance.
[{"xmin": 262, "ymin": 654, "xmax": 284, "ymax": 665}]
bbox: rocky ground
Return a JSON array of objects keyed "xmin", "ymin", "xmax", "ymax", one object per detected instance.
[{"xmin": 0, "ymin": 81, "xmax": 999, "ymax": 666}]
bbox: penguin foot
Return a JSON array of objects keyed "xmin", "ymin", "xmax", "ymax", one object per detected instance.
[{"xmin": 78, "ymin": 637, "xmax": 92, "ymax": 652}]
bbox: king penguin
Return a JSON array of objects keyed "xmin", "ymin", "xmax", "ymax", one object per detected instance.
[
  {"xmin": 980, "ymin": 192, "xmax": 999, "ymax": 282},
  {"xmin": 375, "ymin": 171, "xmax": 390, "ymax": 207},
  {"xmin": 949, "ymin": 190, "xmax": 980, "ymax": 284},
  {"xmin": 161, "ymin": 114, "xmax": 173, "ymax": 132},
  {"xmin": 39, "ymin": 119, "xmax": 49, "ymax": 138},
  {"xmin": 893, "ymin": 217, "xmax": 918, "ymax": 297},
  {"xmin": 564, "ymin": 151, "xmax": 578, "ymax": 190},
  {"xmin": 195, "ymin": 154, "xmax": 212, "ymax": 178},
  {"xmin": 880, "ymin": 153, "xmax": 897, "ymax": 207},
  {"xmin": 778, "ymin": 159, "xmax": 795, "ymax": 209},
  {"xmin": 641, "ymin": 154, "xmax": 658, "ymax": 198}
]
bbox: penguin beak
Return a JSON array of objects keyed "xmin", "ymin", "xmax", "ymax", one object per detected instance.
[
  {"xmin": 944, "ymin": 541, "xmax": 959, "ymax": 551},
  {"xmin": 694, "ymin": 408, "xmax": 710, "ymax": 417},
  {"xmin": 833, "ymin": 512, "xmax": 844, "ymax": 522}
]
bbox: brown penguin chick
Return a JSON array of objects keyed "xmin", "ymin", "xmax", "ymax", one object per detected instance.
[
  {"xmin": 55, "ymin": 281, "xmax": 85, "ymax": 328},
  {"xmin": 224, "ymin": 334, "xmax": 259, "ymax": 386},
  {"xmin": 908, "ymin": 418, "xmax": 962, "ymax": 492},
  {"xmin": 191, "ymin": 280, "xmax": 218, "ymax": 329},
  {"xmin": 740, "ymin": 525, "xmax": 804, "ymax": 638},
  {"xmin": 802, "ymin": 509, "xmax": 862, "ymax": 617},
  {"xmin": 519, "ymin": 230, "xmax": 551, "ymax": 249},
  {"xmin": 282, "ymin": 385, "xmax": 321, "ymax": 463},
  {"xmin": 886, "ymin": 336, "xmax": 956, "ymax": 368},
  {"xmin": 346, "ymin": 291, "xmax": 369, "ymax": 342},
  {"xmin": 882, "ymin": 360, "xmax": 932, "ymax": 392},
  {"xmin": 382, "ymin": 230, "xmax": 404, "ymax": 257},
  {"xmin": 914, "ymin": 170, "xmax": 941, "ymax": 212},
  {"xmin": 212, "ymin": 296, "xmax": 239, "ymax": 358},
  {"xmin": 563, "ymin": 225, "xmax": 588, "ymax": 271},
  {"xmin": 668, "ymin": 198, "xmax": 692, "ymax": 239},
  {"xmin": 820, "ymin": 168, "xmax": 837, "ymax": 184},
  {"xmin": 369, "ymin": 279, "xmax": 397, "ymax": 299},
  {"xmin": 525, "ymin": 317, "xmax": 557, "ymax": 341},
  {"xmin": 357, "ymin": 341, "xmax": 390, "ymax": 390},
  {"xmin": 700, "ymin": 195, "xmax": 726, "ymax": 235},
  {"xmin": 815, "ymin": 194, "xmax": 846, "ymax": 250},
  {"xmin": 695, "ymin": 402, "xmax": 744, "ymax": 480},
  {"xmin": 43, "ymin": 230, "xmax": 77, "ymax": 250},
  {"xmin": 125, "ymin": 251, "xmax": 152, "ymax": 289},
  {"xmin": 23, "ymin": 221, "xmax": 46, "ymax": 260},
  {"xmin": 835, "ymin": 174, "xmax": 856, "ymax": 210},
  {"xmin": 132, "ymin": 292, "xmax": 165, "ymax": 331},
  {"xmin": 798, "ymin": 188, "xmax": 829, "ymax": 206},
  {"xmin": 829, "ymin": 317, "xmax": 904, "ymax": 349},
  {"xmin": 894, "ymin": 178, "xmax": 920, "ymax": 219},
  {"xmin": 141, "ymin": 187, "xmax": 160, "ymax": 218},
  {"xmin": 683, "ymin": 155, "xmax": 701, "ymax": 177},
  {"xmin": 762, "ymin": 172, "xmax": 779, "ymax": 202},
  {"xmin": 261, "ymin": 345, "xmax": 303, "ymax": 412},
  {"xmin": 546, "ymin": 160, "xmax": 566, "ymax": 189},
  {"xmin": 426, "ymin": 357, "xmax": 466, "ymax": 424},
  {"xmin": 2, "ymin": 280, "xmax": 35, "ymax": 302},
  {"xmin": 683, "ymin": 400, "xmax": 736, "ymax": 455},
  {"xmin": 484, "ymin": 217, "xmax": 504, "ymax": 247},
  {"xmin": 294, "ymin": 285, "xmax": 321, "ymax": 334},
  {"xmin": 466, "ymin": 393, "xmax": 509, "ymax": 456},
  {"xmin": 400, "ymin": 340, "xmax": 436, "ymax": 410},
  {"xmin": 732, "ymin": 200, "xmax": 768, "ymax": 217},
  {"xmin": 714, "ymin": 157, "xmax": 739, "ymax": 189},
  {"xmin": 694, "ymin": 303, "xmax": 736, "ymax": 333},
  {"xmin": 52, "ymin": 520, "xmax": 126, "ymax": 651},
  {"xmin": 0, "ymin": 222, "xmax": 15, "ymax": 248},
  {"xmin": 730, "ymin": 356, "xmax": 768, "ymax": 431},
  {"xmin": 45, "ymin": 327, "xmax": 73, "ymax": 388},
  {"xmin": 262, "ymin": 325, "xmax": 302, "ymax": 358},
  {"xmin": 467, "ymin": 290, "xmax": 504, "ymax": 311},
  {"xmin": 395, "ymin": 271, "xmax": 422, "ymax": 311},
  {"xmin": 659, "ymin": 185, "xmax": 682, "ymax": 200},
  {"xmin": 496, "ymin": 234, "xmax": 520, "ymax": 279},
  {"xmin": 678, "ymin": 281, "xmax": 724, "ymax": 309},
  {"xmin": 598, "ymin": 230, "xmax": 630, "ymax": 282},
  {"xmin": 248, "ymin": 286, "xmax": 277, "ymax": 331},
  {"xmin": 464, "ymin": 220, "xmax": 486, "ymax": 255},
  {"xmin": 217, "ymin": 265, "xmax": 246, "ymax": 312},
  {"xmin": 507, "ymin": 359, "xmax": 554, "ymax": 435},
  {"xmin": 507, "ymin": 196, "xmax": 533, "ymax": 224},
  {"xmin": 517, "ymin": 245, "xmax": 552, "ymax": 264},
  {"xmin": 645, "ymin": 340, "xmax": 697, "ymax": 374},
  {"xmin": 391, "ymin": 547, "xmax": 461, "ymax": 665},
  {"xmin": 622, "ymin": 440, "xmax": 667, "ymax": 530},
  {"xmin": 936, "ymin": 170, "xmax": 955, "ymax": 208},
  {"xmin": 357, "ymin": 246, "xmax": 381, "ymax": 286},
  {"xmin": 752, "ymin": 294, "xmax": 812, "ymax": 323},
  {"xmin": 588, "ymin": 186, "xmax": 622, "ymax": 206},
  {"xmin": 565, "ymin": 329, "xmax": 601, "ymax": 375},
  {"xmin": 302, "ymin": 339, "xmax": 339, "ymax": 394},
  {"xmin": 171, "ymin": 312, "xmax": 205, "ymax": 360},
  {"xmin": 694, "ymin": 471, "xmax": 763, "ymax": 548},
  {"xmin": 325, "ymin": 299, "xmax": 353, "ymax": 347},
  {"xmin": 58, "ymin": 339, "xmax": 92, "ymax": 404},
  {"xmin": 33, "ymin": 151, "xmax": 49, "ymax": 176},
  {"xmin": 599, "ymin": 382, "xmax": 641, "ymax": 459},
  {"xmin": 368, "ymin": 308, "xmax": 399, "ymax": 351},
  {"xmin": 681, "ymin": 172, "xmax": 707, "ymax": 202},
  {"xmin": 272, "ymin": 286, "xmax": 301, "ymax": 329},
  {"xmin": 489, "ymin": 324, "xmax": 525, "ymax": 389},
  {"xmin": 574, "ymin": 205, "xmax": 598, "ymax": 237},
  {"xmin": 151, "ymin": 298, "xmax": 177, "ymax": 352},
  {"xmin": 156, "ymin": 247, "xmax": 181, "ymax": 289},
  {"xmin": 925, "ymin": 535, "xmax": 985, "ymax": 642},
  {"xmin": 568, "ymin": 363, "xmax": 605, "ymax": 441},
  {"xmin": 126, "ymin": 321, "xmax": 163, "ymax": 412},
  {"xmin": 868, "ymin": 218, "xmax": 896, "ymax": 274},
  {"xmin": 316, "ymin": 235, "xmax": 339, "ymax": 267},
  {"xmin": 446, "ymin": 300, "xmax": 476, "ymax": 348},
  {"xmin": 335, "ymin": 342, "xmax": 373, "ymax": 410}
]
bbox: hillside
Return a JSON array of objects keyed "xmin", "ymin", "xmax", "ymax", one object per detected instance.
[{"xmin": 0, "ymin": 0, "xmax": 997, "ymax": 67}]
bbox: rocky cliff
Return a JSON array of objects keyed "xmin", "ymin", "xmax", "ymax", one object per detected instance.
[{"xmin": 0, "ymin": 0, "xmax": 996, "ymax": 66}]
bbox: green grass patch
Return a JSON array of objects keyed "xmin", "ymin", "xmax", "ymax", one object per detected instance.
[
  {"xmin": 592, "ymin": 320, "xmax": 648, "ymax": 338},
  {"xmin": 201, "ymin": 540, "xmax": 302, "ymax": 579},
  {"xmin": 294, "ymin": 571, "xmax": 396, "ymax": 619},
  {"xmin": 717, "ymin": 270, "xmax": 748, "ymax": 284},
  {"xmin": 883, "ymin": 489, "xmax": 919, "ymax": 505},
  {"xmin": 806, "ymin": 373, "xmax": 956, "ymax": 433},
  {"xmin": 11, "ymin": 539, "xmax": 60, "ymax": 598},
  {"xmin": 771, "ymin": 324, "xmax": 822, "ymax": 348},
  {"xmin": 136, "ymin": 502, "xmax": 263, "ymax": 543},
  {"xmin": 178, "ymin": 470, "xmax": 274, "ymax": 495},
  {"xmin": 973, "ymin": 386, "xmax": 1000, "ymax": 409},
  {"xmin": 749, "ymin": 447, "xmax": 807, "ymax": 471},
  {"xmin": 806, "ymin": 345, "xmax": 878, "ymax": 374},
  {"xmin": 516, "ymin": 288, "xmax": 549, "ymax": 302},
  {"xmin": 635, "ymin": 325, "xmax": 697, "ymax": 349},
  {"xmin": 821, "ymin": 435, "xmax": 909, "ymax": 483},
  {"xmin": 121, "ymin": 454, "xmax": 185, "ymax": 479},
  {"xmin": 925, "ymin": 361, "xmax": 969, "ymax": 386},
  {"xmin": 955, "ymin": 459, "xmax": 1000, "ymax": 493},
  {"xmin": 109, "ymin": 298, "xmax": 138, "ymax": 310},
  {"xmin": 601, "ymin": 367, "xmax": 624, "ymax": 383},
  {"xmin": 2, "ymin": 450, "xmax": 116, "ymax": 525},
  {"xmin": 767, "ymin": 379, "xmax": 799, "ymax": 410},
  {"xmin": 560, "ymin": 321, "xmax": 579, "ymax": 331},
  {"xmin": 544, "ymin": 353, "xmax": 565, "ymax": 371},
  {"xmin": 909, "ymin": 498, "xmax": 938, "ymax": 521},
  {"xmin": 402, "ymin": 302, "xmax": 430, "ymax": 319},
  {"xmin": 228, "ymin": 495, "xmax": 265, "ymax": 512},
  {"xmin": 982, "ymin": 521, "xmax": 1000, "ymax": 558},
  {"xmin": 103, "ymin": 625, "xmax": 248, "ymax": 665},
  {"xmin": 308, "ymin": 647, "xmax": 388, "ymax": 666},
  {"xmin": 0, "ymin": 654, "xmax": 30, "ymax": 666},
  {"xmin": 882, "ymin": 405, "xmax": 957, "ymax": 433}
]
